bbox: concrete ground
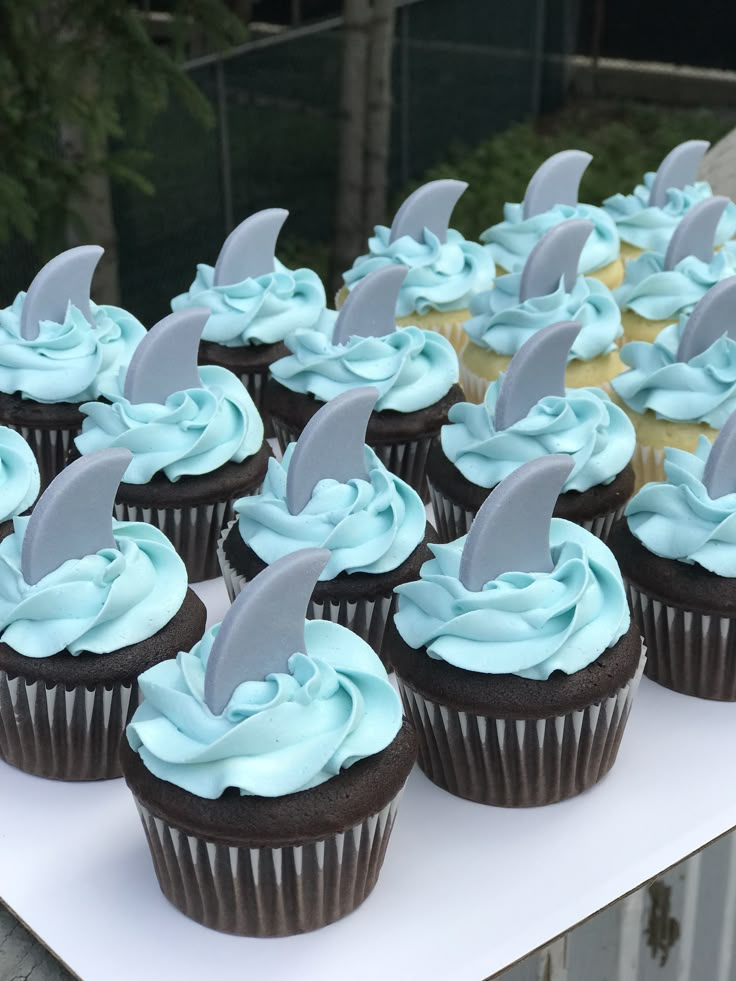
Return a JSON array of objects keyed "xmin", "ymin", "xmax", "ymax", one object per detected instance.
[{"xmin": 0, "ymin": 905, "xmax": 72, "ymax": 981}]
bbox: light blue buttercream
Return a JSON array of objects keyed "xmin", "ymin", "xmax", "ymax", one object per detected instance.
[
  {"xmin": 0, "ymin": 517, "xmax": 188, "ymax": 658},
  {"xmin": 480, "ymin": 202, "xmax": 620, "ymax": 275},
  {"xmin": 0, "ymin": 428, "xmax": 39, "ymax": 523},
  {"xmin": 126, "ymin": 618, "xmax": 402, "ymax": 798},
  {"xmin": 170, "ymin": 258, "xmax": 326, "ymax": 348},
  {"xmin": 0, "ymin": 294, "xmax": 145, "ymax": 403},
  {"xmin": 603, "ymin": 174, "xmax": 736, "ymax": 253},
  {"xmin": 441, "ymin": 378, "xmax": 635, "ymax": 493},
  {"xmin": 74, "ymin": 365, "xmax": 264, "ymax": 484},
  {"xmin": 236, "ymin": 444, "xmax": 425, "ymax": 580},
  {"xmin": 626, "ymin": 436, "xmax": 736, "ymax": 576},
  {"xmin": 394, "ymin": 518, "xmax": 630, "ymax": 679},
  {"xmin": 342, "ymin": 226, "xmax": 495, "ymax": 316},
  {"xmin": 612, "ymin": 318, "xmax": 736, "ymax": 427},
  {"xmin": 269, "ymin": 319, "xmax": 458, "ymax": 413},
  {"xmin": 463, "ymin": 273, "xmax": 622, "ymax": 360}
]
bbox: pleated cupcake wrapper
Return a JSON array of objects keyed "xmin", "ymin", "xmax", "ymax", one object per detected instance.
[
  {"xmin": 627, "ymin": 582, "xmax": 736, "ymax": 700},
  {"xmin": 134, "ymin": 789, "xmax": 404, "ymax": 936},
  {"xmin": 397, "ymin": 648, "xmax": 646, "ymax": 807},
  {"xmin": 271, "ymin": 417, "xmax": 434, "ymax": 499},
  {"xmin": 631, "ymin": 443, "xmax": 665, "ymax": 490},
  {"xmin": 426, "ymin": 319, "xmax": 468, "ymax": 353},
  {"xmin": 458, "ymin": 363, "xmax": 612, "ymax": 408},
  {"xmin": 428, "ymin": 479, "xmax": 624, "ymax": 544},
  {"xmin": 218, "ymin": 521, "xmax": 395, "ymax": 666},
  {"xmin": 8, "ymin": 424, "xmax": 78, "ymax": 491},
  {"xmin": 0, "ymin": 671, "xmax": 136, "ymax": 780}
]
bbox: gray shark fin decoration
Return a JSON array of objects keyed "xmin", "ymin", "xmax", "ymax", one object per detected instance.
[
  {"xmin": 649, "ymin": 140, "xmax": 710, "ymax": 209},
  {"xmin": 676, "ymin": 277, "xmax": 736, "ymax": 362},
  {"xmin": 123, "ymin": 308, "xmax": 208, "ymax": 404},
  {"xmin": 213, "ymin": 208, "xmax": 289, "ymax": 286},
  {"xmin": 20, "ymin": 246, "xmax": 103, "ymax": 341},
  {"xmin": 332, "ymin": 265, "xmax": 406, "ymax": 345},
  {"xmin": 663, "ymin": 196, "xmax": 728, "ymax": 269},
  {"xmin": 519, "ymin": 219, "xmax": 593, "ymax": 302},
  {"xmin": 389, "ymin": 179, "xmax": 467, "ymax": 245},
  {"xmin": 522, "ymin": 150, "xmax": 592, "ymax": 220}
]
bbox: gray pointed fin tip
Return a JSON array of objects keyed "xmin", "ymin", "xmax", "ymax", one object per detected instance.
[
  {"xmin": 19, "ymin": 245, "xmax": 104, "ymax": 342},
  {"xmin": 664, "ymin": 196, "xmax": 729, "ymax": 269},
  {"xmin": 286, "ymin": 387, "xmax": 379, "ymax": 514},
  {"xmin": 649, "ymin": 140, "xmax": 711, "ymax": 209},
  {"xmin": 20, "ymin": 448, "xmax": 132, "ymax": 586},
  {"xmin": 519, "ymin": 218, "xmax": 593, "ymax": 302},
  {"xmin": 522, "ymin": 149, "xmax": 593, "ymax": 220},
  {"xmin": 704, "ymin": 411, "xmax": 736, "ymax": 498},
  {"xmin": 458, "ymin": 454, "xmax": 574, "ymax": 591},
  {"xmin": 213, "ymin": 208, "xmax": 289, "ymax": 286},
  {"xmin": 676, "ymin": 276, "xmax": 736, "ymax": 362},
  {"xmin": 494, "ymin": 321, "xmax": 582, "ymax": 430},
  {"xmin": 204, "ymin": 547, "xmax": 330, "ymax": 714},
  {"xmin": 124, "ymin": 307, "xmax": 208, "ymax": 404},
  {"xmin": 389, "ymin": 179, "xmax": 468, "ymax": 245},
  {"xmin": 332, "ymin": 265, "xmax": 406, "ymax": 344}
]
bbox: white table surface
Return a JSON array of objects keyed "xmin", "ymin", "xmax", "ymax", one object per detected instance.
[{"xmin": 2, "ymin": 578, "xmax": 736, "ymax": 981}]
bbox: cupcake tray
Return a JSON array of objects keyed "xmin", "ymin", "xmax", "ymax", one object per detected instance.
[{"xmin": 3, "ymin": 583, "xmax": 736, "ymax": 981}]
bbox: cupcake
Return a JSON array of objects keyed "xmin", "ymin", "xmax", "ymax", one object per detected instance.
[
  {"xmin": 266, "ymin": 264, "xmax": 463, "ymax": 498},
  {"xmin": 609, "ymin": 414, "xmax": 736, "ymax": 700},
  {"xmin": 337, "ymin": 180, "xmax": 495, "ymax": 351},
  {"xmin": 0, "ymin": 246, "xmax": 145, "ymax": 489},
  {"xmin": 171, "ymin": 208, "xmax": 327, "ymax": 421},
  {"xmin": 615, "ymin": 197, "xmax": 736, "ymax": 343},
  {"xmin": 389, "ymin": 454, "xmax": 644, "ymax": 807},
  {"xmin": 73, "ymin": 308, "xmax": 270, "ymax": 583},
  {"xmin": 220, "ymin": 386, "xmax": 435, "ymax": 665},
  {"xmin": 480, "ymin": 150, "xmax": 624, "ymax": 289},
  {"xmin": 611, "ymin": 276, "xmax": 736, "ymax": 487},
  {"xmin": 0, "ymin": 449, "xmax": 206, "ymax": 780},
  {"xmin": 460, "ymin": 219, "xmax": 624, "ymax": 403},
  {"xmin": 603, "ymin": 140, "xmax": 736, "ymax": 261},
  {"xmin": 428, "ymin": 321, "xmax": 635, "ymax": 543},
  {"xmin": 0, "ymin": 427, "xmax": 39, "ymax": 543},
  {"xmin": 122, "ymin": 547, "xmax": 416, "ymax": 936}
]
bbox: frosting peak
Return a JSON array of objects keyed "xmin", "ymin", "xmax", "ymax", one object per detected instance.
[{"xmin": 0, "ymin": 428, "xmax": 39, "ymax": 523}]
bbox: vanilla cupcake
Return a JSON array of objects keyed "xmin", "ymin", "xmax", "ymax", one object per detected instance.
[
  {"xmin": 337, "ymin": 180, "xmax": 495, "ymax": 351},
  {"xmin": 481, "ymin": 150, "xmax": 623, "ymax": 289},
  {"xmin": 460, "ymin": 220, "xmax": 623, "ymax": 403},
  {"xmin": 0, "ymin": 427, "xmax": 39, "ymax": 542}
]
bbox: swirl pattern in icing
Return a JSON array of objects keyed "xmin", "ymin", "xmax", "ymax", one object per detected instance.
[{"xmin": 0, "ymin": 427, "xmax": 39, "ymax": 523}]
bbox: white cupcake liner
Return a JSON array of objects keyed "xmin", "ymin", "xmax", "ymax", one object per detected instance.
[
  {"xmin": 627, "ymin": 582, "xmax": 736, "ymax": 700},
  {"xmin": 10, "ymin": 423, "xmax": 77, "ymax": 491},
  {"xmin": 397, "ymin": 648, "xmax": 645, "ymax": 806},
  {"xmin": 631, "ymin": 444, "xmax": 665, "ymax": 490},
  {"xmin": 218, "ymin": 520, "xmax": 396, "ymax": 665},
  {"xmin": 134, "ymin": 789, "xmax": 404, "ymax": 936},
  {"xmin": 428, "ymin": 319, "xmax": 469, "ymax": 352},
  {"xmin": 0, "ymin": 671, "xmax": 136, "ymax": 780}
]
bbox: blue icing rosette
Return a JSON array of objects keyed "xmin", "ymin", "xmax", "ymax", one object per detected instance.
[{"xmin": 0, "ymin": 427, "xmax": 39, "ymax": 524}]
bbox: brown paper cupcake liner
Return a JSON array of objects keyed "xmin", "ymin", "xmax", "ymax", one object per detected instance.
[
  {"xmin": 9, "ymin": 424, "xmax": 78, "ymax": 491},
  {"xmin": 396, "ymin": 649, "xmax": 645, "ymax": 806},
  {"xmin": 627, "ymin": 582, "xmax": 736, "ymax": 700},
  {"xmin": 134, "ymin": 789, "xmax": 404, "ymax": 936},
  {"xmin": 0, "ymin": 672, "xmax": 136, "ymax": 780}
]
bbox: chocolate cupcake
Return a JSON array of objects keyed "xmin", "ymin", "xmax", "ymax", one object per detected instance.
[
  {"xmin": 266, "ymin": 264, "xmax": 463, "ymax": 498},
  {"xmin": 73, "ymin": 308, "xmax": 270, "ymax": 582},
  {"xmin": 171, "ymin": 209, "xmax": 327, "ymax": 423},
  {"xmin": 0, "ymin": 426, "xmax": 39, "ymax": 543},
  {"xmin": 389, "ymin": 455, "xmax": 645, "ymax": 807},
  {"xmin": 123, "ymin": 548, "xmax": 416, "ymax": 936},
  {"xmin": 220, "ymin": 386, "xmax": 434, "ymax": 665},
  {"xmin": 0, "ymin": 449, "xmax": 206, "ymax": 780},
  {"xmin": 428, "ymin": 321, "xmax": 635, "ymax": 543},
  {"xmin": 0, "ymin": 246, "xmax": 145, "ymax": 488},
  {"xmin": 609, "ymin": 413, "xmax": 736, "ymax": 700}
]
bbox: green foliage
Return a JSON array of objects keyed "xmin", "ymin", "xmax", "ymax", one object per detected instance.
[
  {"xmin": 399, "ymin": 103, "xmax": 734, "ymax": 239},
  {"xmin": 0, "ymin": 0, "xmax": 246, "ymax": 251}
]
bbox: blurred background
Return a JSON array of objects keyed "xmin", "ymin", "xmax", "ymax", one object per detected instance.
[{"xmin": 3, "ymin": 0, "xmax": 735, "ymax": 326}]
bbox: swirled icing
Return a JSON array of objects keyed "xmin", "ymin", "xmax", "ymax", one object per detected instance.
[{"xmin": 0, "ymin": 428, "xmax": 39, "ymax": 523}]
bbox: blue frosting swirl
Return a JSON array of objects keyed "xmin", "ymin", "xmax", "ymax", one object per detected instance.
[
  {"xmin": 127, "ymin": 618, "xmax": 402, "ymax": 798},
  {"xmin": 612, "ymin": 318, "xmax": 736, "ymax": 426},
  {"xmin": 614, "ymin": 245, "xmax": 736, "ymax": 319},
  {"xmin": 442, "ymin": 379, "xmax": 635, "ymax": 492},
  {"xmin": 463, "ymin": 273, "xmax": 622, "ymax": 359},
  {"xmin": 0, "ymin": 518, "xmax": 188, "ymax": 658},
  {"xmin": 0, "ymin": 428, "xmax": 39, "ymax": 523},
  {"xmin": 394, "ymin": 519, "xmax": 630, "ymax": 678},
  {"xmin": 236, "ymin": 444, "xmax": 426, "ymax": 580},
  {"xmin": 269, "ymin": 317, "xmax": 458, "ymax": 413},
  {"xmin": 74, "ymin": 365, "xmax": 264, "ymax": 484},
  {"xmin": 170, "ymin": 258, "xmax": 327, "ymax": 348},
  {"xmin": 0, "ymin": 294, "xmax": 145, "ymax": 403},
  {"xmin": 603, "ymin": 174, "xmax": 736, "ymax": 252},
  {"xmin": 342, "ymin": 226, "xmax": 496, "ymax": 316},
  {"xmin": 480, "ymin": 202, "xmax": 620, "ymax": 274},
  {"xmin": 626, "ymin": 436, "xmax": 736, "ymax": 576}
]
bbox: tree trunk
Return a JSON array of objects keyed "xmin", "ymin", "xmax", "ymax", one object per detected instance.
[
  {"xmin": 363, "ymin": 0, "xmax": 395, "ymax": 231},
  {"xmin": 65, "ymin": 166, "xmax": 122, "ymax": 307}
]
